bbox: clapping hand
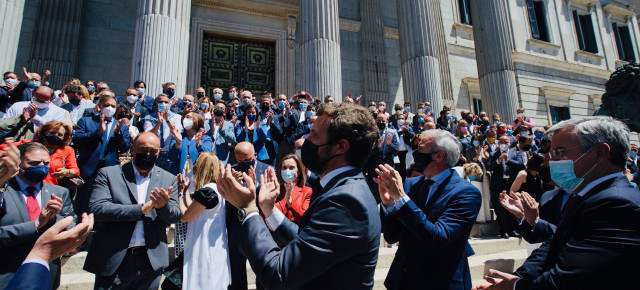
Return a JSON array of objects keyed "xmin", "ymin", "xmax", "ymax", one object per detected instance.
[
  {"xmin": 25, "ymin": 214, "xmax": 94, "ymax": 263},
  {"xmin": 150, "ymin": 187, "xmax": 172, "ymax": 209},
  {"xmin": 217, "ymin": 163, "xmax": 256, "ymax": 209},
  {"xmin": 99, "ymin": 114, "xmax": 106, "ymax": 133},
  {"xmin": 374, "ymin": 164, "xmax": 405, "ymax": 207},
  {"xmin": 22, "ymin": 104, "xmax": 37, "ymax": 122},
  {"xmin": 499, "ymin": 191, "xmax": 524, "ymax": 220},
  {"xmin": 0, "ymin": 139, "xmax": 20, "ymax": 185},
  {"xmin": 176, "ymin": 174, "xmax": 190, "ymax": 195},
  {"xmin": 520, "ymin": 192, "xmax": 540, "ymax": 226},
  {"xmin": 36, "ymin": 194, "xmax": 63, "ymax": 229},
  {"xmin": 194, "ymin": 128, "xmax": 206, "ymax": 146},
  {"xmin": 258, "ymin": 167, "xmax": 280, "ymax": 217},
  {"xmin": 472, "ymin": 269, "xmax": 519, "ymax": 290}
]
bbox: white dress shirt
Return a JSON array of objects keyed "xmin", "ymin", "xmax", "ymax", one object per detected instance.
[
  {"xmin": 263, "ymin": 166, "xmax": 357, "ymax": 229},
  {"xmin": 2, "ymin": 101, "xmax": 71, "ymax": 131},
  {"xmin": 128, "ymin": 165, "xmax": 151, "ymax": 248},
  {"xmin": 15, "ymin": 176, "xmax": 43, "ymax": 209},
  {"xmin": 143, "ymin": 113, "xmax": 183, "ymax": 152}
]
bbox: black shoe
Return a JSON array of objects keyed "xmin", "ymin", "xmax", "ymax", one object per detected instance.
[
  {"xmin": 500, "ymin": 232, "xmax": 509, "ymax": 239},
  {"xmin": 507, "ymin": 230, "xmax": 521, "ymax": 238}
]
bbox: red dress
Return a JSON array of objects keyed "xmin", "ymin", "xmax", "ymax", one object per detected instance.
[{"xmin": 274, "ymin": 185, "xmax": 313, "ymax": 224}]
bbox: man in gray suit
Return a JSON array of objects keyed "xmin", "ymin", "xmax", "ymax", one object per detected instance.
[
  {"xmin": 84, "ymin": 132, "xmax": 180, "ymax": 290},
  {"xmin": 0, "ymin": 142, "xmax": 76, "ymax": 289}
]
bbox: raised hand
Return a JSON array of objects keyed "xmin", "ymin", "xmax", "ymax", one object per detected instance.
[
  {"xmin": 377, "ymin": 136, "xmax": 384, "ymax": 148},
  {"xmin": 150, "ymin": 186, "xmax": 172, "ymax": 209},
  {"xmin": 22, "ymin": 104, "xmax": 37, "ymax": 122},
  {"xmin": 258, "ymin": 167, "xmax": 280, "ymax": 217},
  {"xmin": 194, "ymin": 128, "xmax": 206, "ymax": 146},
  {"xmin": 22, "ymin": 67, "xmax": 32, "ymax": 80},
  {"xmin": 217, "ymin": 163, "xmax": 256, "ymax": 209},
  {"xmin": 386, "ymin": 133, "xmax": 393, "ymax": 146},
  {"xmin": 520, "ymin": 192, "xmax": 540, "ymax": 226},
  {"xmin": 374, "ymin": 164, "xmax": 405, "ymax": 203},
  {"xmin": 25, "ymin": 214, "xmax": 94, "ymax": 263},
  {"xmin": 99, "ymin": 114, "xmax": 106, "ymax": 133},
  {"xmin": 0, "ymin": 140, "xmax": 20, "ymax": 185},
  {"xmin": 176, "ymin": 174, "xmax": 190, "ymax": 195},
  {"xmin": 499, "ymin": 191, "xmax": 523, "ymax": 219},
  {"xmin": 36, "ymin": 194, "xmax": 63, "ymax": 229},
  {"xmin": 248, "ymin": 166, "xmax": 257, "ymax": 188}
]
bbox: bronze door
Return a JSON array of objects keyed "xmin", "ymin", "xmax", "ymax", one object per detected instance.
[{"xmin": 201, "ymin": 35, "xmax": 276, "ymax": 98}]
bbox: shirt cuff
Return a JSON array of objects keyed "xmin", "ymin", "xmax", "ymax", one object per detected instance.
[
  {"xmin": 519, "ymin": 216, "xmax": 526, "ymax": 226},
  {"xmin": 386, "ymin": 195, "xmax": 410, "ymax": 215},
  {"xmin": 513, "ymin": 278, "xmax": 520, "ymax": 290},
  {"xmin": 23, "ymin": 259, "xmax": 49, "ymax": 271},
  {"xmin": 264, "ymin": 208, "xmax": 286, "ymax": 231}
]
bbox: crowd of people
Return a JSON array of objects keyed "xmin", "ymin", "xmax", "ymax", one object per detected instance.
[{"xmin": 0, "ymin": 67, "xmax": 639, "ymax": 290}]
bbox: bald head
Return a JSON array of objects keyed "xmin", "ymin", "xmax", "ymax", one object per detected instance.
[
  {"xmin": 133, "ymin": 132, "xmax": 160, "ymax": 149},
  {"xmin": 32, "ymin": 86, "xmax": 54, "ymax": 103},
  {"xmin": 234, "ymin": 141, "xmax": 256, "ymax": 163}
]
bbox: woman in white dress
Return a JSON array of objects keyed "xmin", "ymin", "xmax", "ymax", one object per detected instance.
[{"xmin": 177, "ymin": 152, "xmax": 231, "ymax": 289}]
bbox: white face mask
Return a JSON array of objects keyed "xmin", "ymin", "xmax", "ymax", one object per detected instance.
[
  {"xmin": 369, "ymin": 106, "xmax": 377, "ymax": 111},
  {"xmin": 397, "ymin": 119, "xmax": 406, "ymax": 126},
  {"xmin": 127, "ymin": 95, "xmax": 138, "ymax": 104},
  {"xmin": 499, "ymin": 144, "xmax": 509, "ymax": 152},
  {"xmin": 281, "ymin": 169, "xmax": 296, "ymax": 183},
  {"xmin": 136, "ymin": 88, "xmax": 145, "ymax": 96},
  {"xmin": 33, "ymin": 99, "xmax": 50, "ymax": 110},
  {"xmin": 379, "ymin": 105, "xmax": 385, "ymax": 111},
  {"xmin": 102, "ymin": 106, "xmax": 116, "ymax": 118},
  {"xmin": 183, "ymin": 118, "xmax": 194, "ymax": 130},
  {"xmin": 518, "ymin": 113, "xmax": 525, "ymax": 118},
  {"xmin": 4, "ymin": 78, "xmax": 18, "ymax": 86},
  {"xmin": 418, "ymin": 108, "xmax": 425, "ymax": 114}
]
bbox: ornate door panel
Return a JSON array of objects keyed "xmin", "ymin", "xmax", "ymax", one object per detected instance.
[{"xmin": 201, "ymin": 35, "xmax": 275, "ymax": 97}]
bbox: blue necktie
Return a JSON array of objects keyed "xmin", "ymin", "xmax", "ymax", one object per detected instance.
[
  {"xmin": 159, "ymin": 120, "xmax": 165, "ymax": 149},
  {"xmin": 101, "ymin": 119, "xmax": 111, "ymax": 158}
]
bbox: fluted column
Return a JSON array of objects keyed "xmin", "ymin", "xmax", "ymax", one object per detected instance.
[
  {"xmin": 131, "ymin": 0, "xmax": 191, "ymax": 98},
  {"xmin": 429, "ymin": 0, "xmax": 454, "ymax": 102},
  {"xmin": 397, "ymin": 0, "xmax": 443, "ymax": 112},
  {"xmin": 0, "ymin": 0, "xmax": 25, "ymax": 74},
  {"xmin": 360, "ymin": 0, "xmax": 389, "ymax": 103},
  {"xmin": 28, "ymin": 0, "xmax": 84, "ymax": 88},
  {"xmin": 299, "ymin": 0, "xmax": 342, "ymax": 102},
  {"xmin": 470, "ymin": 0, "xmax": 519, "ymax": 123}
]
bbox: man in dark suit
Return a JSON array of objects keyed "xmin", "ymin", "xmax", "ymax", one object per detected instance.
[
  {"xmin": 218, "ymin": 103, "xmax": 381, "ymax": 289},
  {"xmin": 72, "ymin": 95, "xmax": 130, "ymax": 216},
  {"xmin": 0, "ymin": 142, "xmax": 76, "ymax": 289},
  {"xmin": 59, "ymin": 84, "xmax": 96, "ymax": 125},
  {"xmin": 364, "ymin": 114, "xmax": 399, "ymax": 202},
  {"xmin": 271, "ymin": 94, "xmax": 300, "ymax": 164},
  {"xmin": 376, "ymin": 129, "xmax": 482, "ymax": 289},
  {"xmin": 485, "ymin": 136, "xmax": 519, "ymax": 238},
  {"xmin": 476, "ymin": 116, "xmax": 640, "ymax": 290},
  {"xmin": 232, "ymin": 141, "xmax": 273, "ymax": 188},
  {"xmin": 84, "ymin": 132, "xmax": 180, "ymax": 289},
  {"xmin": 123, "ymin": 87, "xmax": 149, "ymax": 131}
]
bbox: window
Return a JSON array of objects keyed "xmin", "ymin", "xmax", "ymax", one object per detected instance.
[
  {"xmin": 549, "ymin": 106, "xmax": 571, "ymax": 124},
  {"xmin": 472, "ymin": 98, "xmax": 483, "ymax": 115},
  {"xmin": 572, "ymin": 10, "xmax": 598, "ymax": 53},
  {"xmin": 526, "ymin": 0, "xmax": 550, "ymax": 42},
  {"xmin": 459, "ymin": 0, "xmax": 472, "ymax": 25},
  {"xmin": 612, "ymin": 23, "xmax": 636, "ymax": 62}
]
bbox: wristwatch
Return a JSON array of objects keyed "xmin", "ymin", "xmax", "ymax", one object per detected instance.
[{"xmin": 237, "ymin": 206, "xmax": 259, "ymax": 222}]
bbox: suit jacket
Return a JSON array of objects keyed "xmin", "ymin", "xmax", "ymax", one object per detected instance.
[
  {"xmin": 142, "ymin": 95, "xmax": 155, "ymax": 112},
  {"xmin": 207, "ymin": 120, "xmax": 237, "ymax": 165},
  {"xmin": 371, "ymin": 129, "xmax": 399, "ymax": 166},
  {"xmin": 485, "ymin": 149, "xmax": 525, "ymax": 192},
  {"xmin": 129, "ymin": 102, "xmax": 150, "ymax": 131},
  {"xmin": 0, "ymin": 114, "xmax": 35, "ymax": 142},
  {"xmin": 271, "ymin": 110, "xmax": 299, "ymax": 144},
  {"xmin": 4, "ymin": 262, "xmax": 50, "ymax": 290},
  {"xmin": 515, "ymin": 175, "xmax": 640, "ymax": 290},
  {"xmin": 0, "ymin": 178, "xmax": 76, "ymax": 289},
  {"xmin": 235, "ymin": 122, "xmax": 271, "ymax": 161},
  {"xmin": 381, "ymin": 170, "xmax": 482, "ymax": 290},
  {"xmin": 167, "ymin": 133, "xmax": 213, "ymax": 175},
  {"xmin": 72, "ymin": 114, "xmax": 130, "ymax": 177},
  {"xmin": 60, "ymin": 100, "xmax": 96, "ymax": 124},
  {"xmin": 515, "ymin": 188, "xmax": 567, "ymax": 244},
  {"xmin": 84, "ymin": 163, "xmax": 181, "ymax": 276},
  {"xmin": 239, "ymin": 169, "xmax": 381, "ymax": 289},
  {"xmin": 506, "ymin": 149, "xmax": 528, "ymax": 181}
]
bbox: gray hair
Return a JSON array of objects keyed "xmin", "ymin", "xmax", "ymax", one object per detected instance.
[
  {"xmin": 544, "ymin": 116, "xmax": 630, "ymax": 168},
  {"xmin": 421, "ymin": 129, "xmax": 462, "ymax": 167},
  {"xmin": 18, "ymin": 142, "xmax": 49, "ymax": 160},
  {"xmin": 213, "ymin": 88, "xmax": 223, "ymax": 94}
]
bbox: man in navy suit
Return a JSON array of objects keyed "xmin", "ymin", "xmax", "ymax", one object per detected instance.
[
  {"xmin": 134, "ymin": 80, "xmax": 155, "ymax": 112},
  {"xmin": 485, "ymin": 136, "xmax": 519, "ymax": 238},
  {"xmin": 218, "ymin": 103, "xmax": 381, "ymax": 289},
  {"xmin": 72, "ymin": 95, "xmax": 130, "ymax": 215},
  {"xmin": 376, "ymin": 129, "xmax": 482, "ymax": 290},
  {"xmin": 122, "ymin": 87, "xmax": 149, "ymax": 131},
  {"xmin": 476, "ymin": 116, "xmax": 640, "ymax": 290},
  {"xmin": 231, "ymin": 141, "xmax": 273, "ymax": 184},
  {"xmin": 364, "ymin": 113, "xmax": 399, "ymax": 202},
  {"xmin": 271, "ymin": 94, "xmax": 300, "ymax": 163}
]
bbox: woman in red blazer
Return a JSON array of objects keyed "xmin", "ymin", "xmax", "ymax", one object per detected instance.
[
  {"xmin": 275, "ymin": 154, "xmax": 312, "ymax": 224},
  {"xmin": 36, "ymin": 121, "xmax": 80, "ymax": 185}
]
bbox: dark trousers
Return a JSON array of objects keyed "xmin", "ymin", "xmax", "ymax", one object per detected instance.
[
  {"xmin": 94, "ymin": 250, "xmax": 161, "ymax": 290},
  {"xmin": 490, "ymin": 188, "xmax": 517, "ymax": 234},
  {"xmin": 397, "ymin": 150, "xmax": 408, "ymax": 180}
]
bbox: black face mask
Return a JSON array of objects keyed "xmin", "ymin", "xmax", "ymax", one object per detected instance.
[
  {"xmin": 522, "ymin": 144, "xmax": 532, "ymax": 151},
  {"xmin": 466, "ymin": 118, "xmax": 473, "ymax": 124},
  {"xmin": 413, "ymin": 151, "xmax": 436, "ymax": 173},
  {"xmin": 235, "ymin": 159, "xmax": 254, "ymax": 173},
  {"xmin": 377, "ymin": 122, "xmax": 387, "ymax": 130},
  {"xmin": 225, "ymin": 111, "xmax": 235, "ymax": 120},
  {"xmin": 197, "ymin": 92, "xmax": 204, "ymax": 99},
  {"xmin": 69, "ymin": 97, "xmax": 81, "ymax": 106},
  {"xmin": 260, "ymin": 104, "xmax": 271, "ymax": 113},
  {"xmin": 214, "ymin": 108, "xmax": 224, "ymax": 117},
  {"xmin": 538, "ymin": 166, "xmax": 552, "ymax": 184},
  {"xmin": 44, "ymin": 135, "xmax": 63, "ymax": 146},
  {"xmin": 482, "ymin": 120, "xmax": 490, "ymax": 127},
  {"xmin": 116, "ymin": 114, "xmax": 130, "ymax": 120},
  {"xmin": 134, "ymin": 153, "xmax": 157, "ymax": 170},
  {"xmin": 301, "ymin": 139, "xmax": 331, "ymax": 174}
]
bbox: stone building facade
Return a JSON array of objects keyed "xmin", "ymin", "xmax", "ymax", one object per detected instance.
[{"xmin": 2, "ymin": 0, "xmax": 639, "ymax": 140}]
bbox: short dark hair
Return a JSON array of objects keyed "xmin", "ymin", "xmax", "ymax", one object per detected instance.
[
  {"xmin": 518, "ymin": 135, "xmax": 533, "ymax": 144},
  {"xmin": 18, "ymin": 142, "xmax": 48, "ymax": 160},
  {"xmin": 317, "ymin": 103, "xmax": 377, "ymax": 168},
  {"xmin": 134, "ymin": 80, "xmax": 146, "ymax": 88},
  {"xmin": 64, "ymin": 84, "xmax": 81, "ymax": 95},
  {"xmin": 99, "ymin": 95, "xmax": 116, "ymax": 105},
  {"xmin": 3, "ymin": 71, "xmax": 16, "ymax": 78}
]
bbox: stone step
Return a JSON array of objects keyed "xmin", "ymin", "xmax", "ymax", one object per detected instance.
[
  {"xmin": 59, "ymin": 271, "xmax": 94, "ymax": 290},
  {"xmin": 469, "ymin": 237, "xmax": 527, "ymax": 256}
]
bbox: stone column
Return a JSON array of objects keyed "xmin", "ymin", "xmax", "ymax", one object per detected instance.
[
  {"xmin": 470, "ymin": 0, "xmax": 519, "ymax": 123},
  {"xmin": 131, "ymin": 0, "xmax": 191, "ymax": 98},
  {"xmin": 28, "ymin": 0, "xmax": 84, "ymax": 88},
  {"xmin": 360, "ymin": 0, "xmax": 390, "ymax": 104},
  {"xmin": 0, "ymin": 0, "xmax": 25, "ymax": 74},
  {"xmin": 396, "ymin": 0, "xmax": 444, "ymax": 112},
  {"xmin": 299, "ymin": 0, "xmax": 342, "ymax": 102}
]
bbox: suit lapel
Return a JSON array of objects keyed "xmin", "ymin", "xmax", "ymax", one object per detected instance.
[
  {"xmin": 40, "ymin": 183, "xmax": 51, "ymax": 208},
  {"xmin": 121, "ymin": 163, "xmax": 140, "ymax": 204},
  {"xmin": 6, "ymin": 180, "xmax": 29, "ymax": 222},
  {"xmin": 146, "ymin": 167, "xmax": 162, "ymax": 202},
  {"xmin": 300, "ymin": 169, "xmax": 362, "ymax": 228}
]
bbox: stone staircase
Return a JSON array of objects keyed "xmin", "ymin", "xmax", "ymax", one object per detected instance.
[{"xmin": 59, "ymin": 223, "xmax": 529, "ymax": 290}]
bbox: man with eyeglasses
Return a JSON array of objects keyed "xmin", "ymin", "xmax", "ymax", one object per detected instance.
[
  {"xmin": 475, "ymin": 116, "xmax": 640, "ymax": 290},
  {"xmin": 0, "ymin": 142, "xmax": 76, "ymax": 289}
]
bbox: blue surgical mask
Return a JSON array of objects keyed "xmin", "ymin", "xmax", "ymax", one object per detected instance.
[
  {"xmin": 242, "ymin": 98, "xmax": 252, "ymax": 105},
  {"xmin": 157, "ymin": 103, "xmax": 169, "ymax": 112},
  {"xmin": 136, "ymin": 88, "xmax": 145, "ymax": 96},
  {"xmin": 535, "ymin": 132, "xmax": 544, "ymax": 139},
  {"xmin": 306, "ymin": 111, "xmax": 315, "ymax": 118},
  {"xmin": 247, "ymin": 114, "xmax": 257, "ymax": 122},
  {"xmin": 473, "ymin": 140, "xmax": 481, "ymax": 147},
  {"xmin": 446, "ymin": 114, "xmax": 452, "ymax": 120},
  {"xmin": 299, "ymin": 103, "xmax": 307, "ymax": 111},
  {"xmin": 229, "ymin": 92, "xmax": 234, "ymax": 99},
  {"xmin": 281, "ymin": 169, "xmax": 296, "ymax": 183},
  {"xmin": 278, "ymin": 100, "xmax": 287, "ymax": 109},
  {"xmin": 630, "ymin": 151, "xmax": 638, "ymax": 159},
  {"xmin": 214, "ymin": 93, "xmax": 222, "ymax": 100},
  {"xmin": 506, "ymin": 129, "xmax": 513, "ymax": 135},
  {"xmin": 418, "ymin": 117, "xmax": 425, "ymax": 124},
  {"xmin": 468, "ymin": 175, "xmax": 477, "ymax": 181},
  {"xmin": 21, "ymin": 165, "xmax": 50, "ymax": 183},
  {"xmin": 87, "ymin": 85, "xmax": 96, "ymax": 92},
  {"xmin": 549, "ymin": 147, "xmax": 597, "ymax": 191},
  {"xmin": 27, "ymin": 81, "xmax": 41, "ymax": 89},
  {"xmin": 200, "ymin": 103, "xmax": 210, "ymax": 110},
  {"xmin": 404, "ymin": 106, "xmax": 411, "ymax": 112}
]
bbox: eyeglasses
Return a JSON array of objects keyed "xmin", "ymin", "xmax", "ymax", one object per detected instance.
[
  {"xmin": 26, "ymin": 160, "xmax": 50, "ymax": 166},
  {"xmin": 548, "ymin": 146, "xmax": 580, "ymax": 160}
]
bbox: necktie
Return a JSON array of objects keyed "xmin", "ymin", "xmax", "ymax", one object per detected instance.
[
  {"xmin": 101, "ymin": 119, "xmax": 111, "ymax": 158},
  {"xmin": 26, "ymin": 186, "xmax": 40, "ymax": 221},
  {"xmin": 159, "ymin": 120, "xmax": 166, "ymax": 149},
  {"xmin": 309, "ymin": 182, "xmax": 323, "ymax": 205},
  {"xmin": 417, "ymin": 179, "xmax": 435, "ymax": 207}
]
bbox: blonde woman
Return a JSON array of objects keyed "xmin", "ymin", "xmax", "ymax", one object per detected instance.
[{"xmin": 176, "ymin": 152, "xmax": 231, "ymax": 289}]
